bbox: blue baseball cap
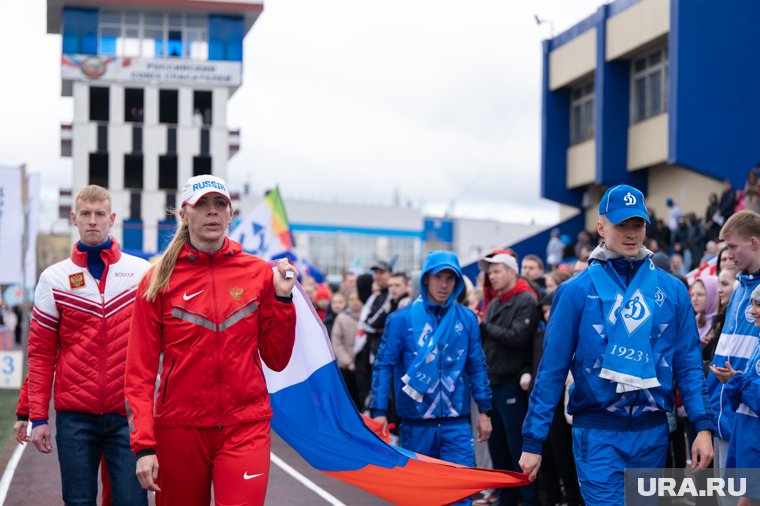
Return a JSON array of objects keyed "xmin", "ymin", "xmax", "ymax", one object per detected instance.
[{"xmin": 598, "ymin": 184, "xmax": 650, "ymax": 224}]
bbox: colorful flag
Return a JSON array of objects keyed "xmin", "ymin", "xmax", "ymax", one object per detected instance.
[
  {"xmin": 2, "ymin": 285, "xmax": 24, "ymax": 306},
  {"xmin": 229, "ymin": 187, "xmax": 294, "ymax": 259},
  {"xmin": 264, "ymin": 270, "xmax": 528, "ymax": 505},
  {"xmin": 685, "ymin": 256, "xmax": 718, "ymax": 286}
]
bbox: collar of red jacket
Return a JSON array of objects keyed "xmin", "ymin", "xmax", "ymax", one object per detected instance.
[
  {"xmin": 180, "ymin": 237, "xmax": 241, "ymax": 264},
  {"xmin": 70, "ymin": 237, "xmax": 121, "ymax": 268},
  {"xmin": 497, "ymin": 277, "xmax": 535, "ymax": 304}
]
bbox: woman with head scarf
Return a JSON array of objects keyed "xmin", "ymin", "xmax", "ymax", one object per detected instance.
[{"xmin": 691, "ymin": 275, "xmax": 719, "ymax": 349}]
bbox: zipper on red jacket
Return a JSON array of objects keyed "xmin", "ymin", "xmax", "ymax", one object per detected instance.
[
  {"xmin": 210, "ymin": 253, "xmax": 223, "ymax": 429},
  {"xmin": 100, "ymin": 290, "xmax": 106, "ymax": 413},
  {"xmin": 98, "ymin": 258, "xmax": 110, "ymax": 415}
]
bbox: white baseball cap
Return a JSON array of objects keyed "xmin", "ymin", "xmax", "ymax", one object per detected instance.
[
  {"xmin": 181, "ymin": 175, "xmax": 231, "ymax": 207},
  {"xmin": 478, "ymin": 253, "xmax": 519, "ymax": 273}
]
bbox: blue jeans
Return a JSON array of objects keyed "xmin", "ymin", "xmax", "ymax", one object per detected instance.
[
  {"xmin": 488, "ymin": 381, "xmax": 538, "ymax": 506},
  {"xmin": 56, "ymin": 411, "xmax": 147, "ymax": 506}
]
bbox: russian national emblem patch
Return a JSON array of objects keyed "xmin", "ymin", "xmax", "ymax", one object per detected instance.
[
  {"xmin": 229, "ymin": 286, "xmax": 244, "ymax": 301},
  {"xmin": 68, "ymin": 272, "xmax": 85, "ymax": 290}
]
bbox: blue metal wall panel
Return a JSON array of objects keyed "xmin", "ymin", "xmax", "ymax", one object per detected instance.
[
  {"xmin": 508, "ymin": 212, "xmax": 586, "ymax": 267},
  {"xmin": 157, "ymin": 220, "xmax": 177, "ymax": 252},
  {"xmin": 540, "ymin": 40, "xmax": 582, "ymax": 207},
  {"xmin": 595, "ymin": 5, "xmax": 647, "ymax": 191},
  {"xmin": 552, "ymin": 13, "xmax": 599, "ymax": 50},
  {"xmin": 608, "ymin": 0, "xmax": 643, "ymax": 17},
  {"xmin": 669, "ymin": 0, "xmax": 760, "ymax": 188},
  {"xmin": 122, "ymin": 219, "xmax": 143, "ymax": 252},
  {"xmin": 423, "ymin": 218, "xmax": 454, "ymax": 245}
]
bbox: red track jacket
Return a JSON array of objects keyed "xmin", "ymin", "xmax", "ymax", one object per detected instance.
[
  {"xmin": 125, "ymin": 239, "xmax": 296, "ymax": 455},
  {"xmin": 27, "ymin": 240, "xmax": 150, "ymax": 421}
]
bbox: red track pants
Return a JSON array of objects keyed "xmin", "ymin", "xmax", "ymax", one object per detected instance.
[{"xmin": 154, "ymin": 420, "xmax": 271, "ymax": 506}]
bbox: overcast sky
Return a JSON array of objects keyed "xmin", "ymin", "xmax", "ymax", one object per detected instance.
[{"xmin": 0, "ymin": 0, "xmax": 604, "ymax": 228}]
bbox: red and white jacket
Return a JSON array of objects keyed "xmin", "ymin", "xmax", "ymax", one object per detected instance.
[
  {"xmin": 125, "ymin": 239, "xmax": 296, "ymax": 455},
  {"xmin": 27, "ymin": 240, "xmax": 150, "ymax": 421}
]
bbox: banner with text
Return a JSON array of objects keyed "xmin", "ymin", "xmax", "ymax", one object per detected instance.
[
  {"xmin": 61, "ymin": 55, "xmax": 242, "ymax": 87},
  {"xmin": 0, "ymin": 166, "xmax": 23, "ymax": 285},
  {"xmin": 25, "ymin": 173, "xmax": 40, "ymax": 290}
]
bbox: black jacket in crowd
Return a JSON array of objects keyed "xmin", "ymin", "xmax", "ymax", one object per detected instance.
[{"xmin": 479, "ymin": 289, "xmax": 538, "ymax": 386}]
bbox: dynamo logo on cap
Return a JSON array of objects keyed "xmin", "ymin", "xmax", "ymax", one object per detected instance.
[{"xmin": 598, "ymin": 184, "xmax": 650, "ymax": 224}]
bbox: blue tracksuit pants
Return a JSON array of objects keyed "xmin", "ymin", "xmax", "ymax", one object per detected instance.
[
  {"xmin": 400, "ymin": 418, "xmax": 474, "ymax": 506},
  {"xmin": 572, "ymin": 424, "xmax": 668, "ymax": 505}
]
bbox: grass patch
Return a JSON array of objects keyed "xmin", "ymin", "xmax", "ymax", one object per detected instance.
[{"xmin": 0, "ymin": 389, "xmax": 21, "ymax": 444}]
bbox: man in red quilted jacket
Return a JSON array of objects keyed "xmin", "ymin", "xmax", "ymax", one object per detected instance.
[{"xmin": 27, "ymin": 185, "xmax": 150, "ymax": 505}]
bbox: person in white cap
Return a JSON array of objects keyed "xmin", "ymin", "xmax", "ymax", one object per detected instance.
[
  {"xmin": 478, "ymin": 253, "xmax": 539, "ymax": 506},
  {"xmin": 125, "ymin": 174, "xmax": 299, "ymax": 505}
]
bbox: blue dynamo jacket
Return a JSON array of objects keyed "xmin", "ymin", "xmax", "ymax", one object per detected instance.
[
  {"xmin": 522, "ymin": 254, "xmax": 714, "ymax": 454},
  {"xmin": 708, "ymin": 271, "xmax": 760, "ymax": 441},
  {"xmin": 724, "ymin": 340, "xmax": 760, "ymax": 468},
  {"xmin": 370, "ymin": 251, "xmax": 492, "ymax": 421}
]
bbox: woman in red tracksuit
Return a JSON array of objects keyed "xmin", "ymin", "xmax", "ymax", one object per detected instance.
[{"xmin": 124, "ymin": 175, "xmax": 297, "ymax": 506}]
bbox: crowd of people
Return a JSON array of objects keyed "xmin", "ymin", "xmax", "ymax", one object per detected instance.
[
  {"xmin": 301, "ymin": 182, "xmax": 760, "ymax": 505},
  {"xmin": 11, "ymin": 173, "xmax": 760, "ymax": 505}
]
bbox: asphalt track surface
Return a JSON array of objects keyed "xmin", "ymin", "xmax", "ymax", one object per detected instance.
[{"xmin": 2, "ymin": 420, "xmax": 392, "ymax": 505}]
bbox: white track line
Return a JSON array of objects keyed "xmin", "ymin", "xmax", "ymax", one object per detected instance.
[
  {"xmin": 270, "ymin": 452, "xmax": 347, "ymax": 506},
  {"xmin": 0, "ymin": 442, "xmax": 26, "ymax": 505}
]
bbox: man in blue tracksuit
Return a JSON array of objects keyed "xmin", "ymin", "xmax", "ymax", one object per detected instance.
[
  {"xmin": 520, "ymin": 184, "xmax": 714, "ymax": 505},
  {"xmin": 371, "ymin": 250, "xmax": 493, "ymax": 506},
  {"xmin": 713, "ymin": 284, "xmax": 760, "ymax": 500},
  {"xmin": 707, "ymin": 210, "xmax": 760, "ymax": 473}
]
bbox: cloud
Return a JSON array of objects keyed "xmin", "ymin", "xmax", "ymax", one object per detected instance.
[{"xmin": 0, "ymin": 0, "xmax": 604, "ymax": 226}]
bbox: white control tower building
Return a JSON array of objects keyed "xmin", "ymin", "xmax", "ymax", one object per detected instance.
[{"xmin": 48, "ymin": 0, "xmax": 262, "ymax": 252}]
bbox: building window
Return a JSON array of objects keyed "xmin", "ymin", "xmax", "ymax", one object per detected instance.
[
  {"xmin": 200, "ymin": 129, "xmax": 210, "ymax": 155},
  {"xmin": 97, "ymin": 125, "xmax": 108, "ymax": 152},
  {"xmin": 193, "ymin": 90, "xmax": 212, "ymax": 126},
  {"xmin": 165, "ymin": 192, "xmax": 176, "ymax": 219},
  {"xmin": 62, "ymin": 8, "xmax": 98, "ymax": 55},
  {"xmin": 159, "ymin": 89, "xmax": 178, "ymax": 124},
  {"xmin": 125, "ymin": 88, "xmax": 144, "ymax": 123},
  {"xmin": 89, "ymin": 86, "xmax": 109, "ymax": 122},
  {"xmin": 124, "ymin": 154, "xmax": 144, "ymax": 189},
  {"xmin": 159, "ymin": 155, "xmax": 178, "ymax": 190},
  {"xmin": 570, "ymin": 80, "xmax": 594, "ymax": 145},
  {"xmin": 193, "ymin": 155, "xmax": 211, "ymax": 177},
  {"xmin": 98, "ymin": 11, "xmax": 208, "ymax": 59},
  {"xmin": 89, "ymin": 153, "xmax": 109, "ymax": 187},
  {"xmin": 631, "ymin": 46, "xmax": 668, "ymax": 123},
  {"xmin": 132, "ymin": 125, "xmax": 143, "ymax": 153},
  {"xmin": 129, "ymin": 192, "xmax": 142, "ymax": 220},
  {"xmin": 208, "ymin": 15, "xmax": 243, "ymax": 61}
]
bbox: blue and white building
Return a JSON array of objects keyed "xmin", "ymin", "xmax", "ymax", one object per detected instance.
[
  {"xmin": 48, "ymin": 0, "xmax": 261, "ymax": 251},
  {"xmin": 540, "ymin": 0, "xmax": 760, "ymax": 231}
]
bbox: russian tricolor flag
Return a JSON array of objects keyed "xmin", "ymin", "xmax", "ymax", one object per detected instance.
[{"xmin": 263, "ymin": 278, "xmax": 528, "ymax": 505}]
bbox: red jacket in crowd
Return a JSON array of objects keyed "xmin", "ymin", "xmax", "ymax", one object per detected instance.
[{"xmin": 27, "ymin": 240, "xmax": 150, "ymax": 421}]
